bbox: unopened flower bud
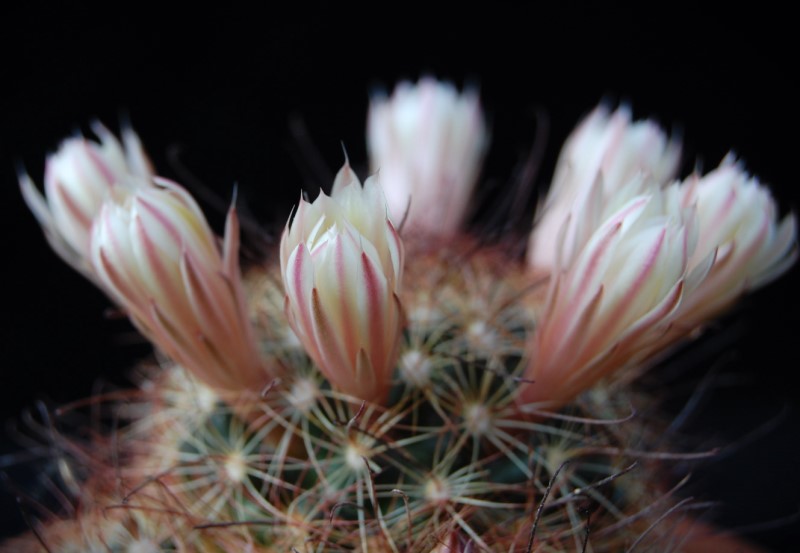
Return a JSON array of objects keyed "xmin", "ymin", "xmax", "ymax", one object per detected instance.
[
  {"xmin": 676, "ymin": 157, "xmax": 797, "ymax": 326},
  {"xmin": 529, "ymin": 105, "xmax": 681, "ymax": 271},
  {"xmin": 368, "ymin": 77, "xmax": 488, "ymax": 237},
  {"xmin": 522, "ymin": 186, "xmax": 692, "ymax": 406},
  {"xmin": 20, "ymin": 123, "xmax": 153, "ymax": 273},
  {"xmin": 280, "ymin": 163, "xmax": 404, "ymax": 402},
  {"xmin": 90, "ymin": 179, "xmax": 269, "ymax": 393}
]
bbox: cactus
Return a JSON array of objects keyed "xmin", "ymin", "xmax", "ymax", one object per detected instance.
[{"xmin": 4, "ymin": 79, "xmax": 795, "ymax": 552}]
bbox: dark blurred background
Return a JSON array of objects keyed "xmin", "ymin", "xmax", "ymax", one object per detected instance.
[{"xmin": 1, "ymin": 3, "xmax": 798, "ymax": 549}]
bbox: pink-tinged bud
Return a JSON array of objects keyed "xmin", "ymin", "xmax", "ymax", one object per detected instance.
[
  {"xmin": 675, "ymin": 157, "xmax": 797, "ymax": 326},
  {"xmin": 20, "ymin": 123, "xmax": 153, "ymax": 273},
  {"xmin": 521, "ymin": 186, "xmax": 693, "ymax": 407},
  {"xmin": 528, "ymin": 105, "xmax": 681, "ymax": 271},
  {"xmin": 90, "ymin": 179, "xmax": 269, "ymax": 393},
  {"xmin": 280, "ymin": 163, "xmax": 405, "ymax": 402},
  {"xmin": 523, "ymin": 106, "xmax": 797, "ymax": 408},
  {"xmin": 367, "ymin": 77, "xmax": 488, "ymax": 237}
]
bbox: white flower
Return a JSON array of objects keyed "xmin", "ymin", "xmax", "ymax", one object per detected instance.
[
  {"xmin": 674, "ymin": 156, "xmax": 797, "ymax": 327},
  {"xmin": 528, "ymin": 105, "xmax": 681, "ymax": 271},
  {"xmin": 280, "ymin": 163, "xmax": 404, "ymax": 402},
  {"xmin": 20, "ymin": 123, "xmax": 153, "ymax": 273},
  {"xmin": 522, "ymin": 184, "xmax": 693, "ymax": 407},
  {"xmin": 90, "ymin": 179, "xmax": 269, "ymax": 393},
  {"xmin": 368, "ymin": 77, "xmax": 488, "ymax": 236}
]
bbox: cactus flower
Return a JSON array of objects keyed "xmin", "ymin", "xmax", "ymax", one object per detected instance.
[
  {"xmin": 367, "ymin": 77, "xmax": 488, "ymax": 237},
  {"xmin": 11, "ymin": 95, "xmax": 799, "ymax": 552},
  {"xmin": 521, "ymin": 184, "xmax": 693, "ymax": 407},
  {"xmin": 20, "ymin": 123, "xmax": 153, "ymax": 273},
  {"xmin": 528, "ymin": 105, "xmax": 681, "ymax": 272},
  {"xmin": 90, "ymin": 178, "xmax": 269, "ymax": 393},
  {"xmin": 674, "ymin": 157, "xmax": 797, "ymax": 327},
  {"xmin": 280, "ymin": 163, "xmax": 404, "ymax": 402},
  {"xmin": 524, "ymin": 111, "xmax": 797, "ymax": 408}
]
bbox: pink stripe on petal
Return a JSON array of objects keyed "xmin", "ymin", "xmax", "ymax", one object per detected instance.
[
  {"xmin": 146, "ymin": 300, "xmax": 199, "ymax": 375},
  {"xmin": 290, "ymin": 245, "xmax": 315, "ymax": 339},
  {"xmin": 597, "ymin": 227, "xmax": 667, "ymax": 329},
  {"xmin": 84, "ymin": 143, "xmax": 117, "ymax": 185},
  {"xmin": 708, "ymin": 186, "xmax": 738, "ymax": 234},
  {"xmin": 136, "ymin": 195, "xmax": 183, "ymax": 247},
  {"xmin": 134, "ymin": 215, "xmax": 181, "ymax": 303},
  {"xmin": 570, "ymin": 222, "xmax": 623, "ymax": 305},
  {"xmin": 333, "ymin": 236, "xmax": 358, "ymax": 361},
  {"xmin": 620, "ymin": 280, "xmax": 684, "ymax": 347},
  {"xmin": 361, "ymin": 251, "xmax": 386, "ymax": 369},
  {"xmin": 181, "ymin": 251, "xmax": 236, "ymax": 342},
  {"xmin": 97, "ymin": 247, "xmax": 147, "ymax": 323},
  {"xmin": 54, "ymin": 180, "xmax": 92, "ymax": 232},
  {"xmin": 544, "ymin": 284, "xmax": 605, "ymax": 374},
  {"xmin": 310, "ymin": 288, "xmax": 351, "ymax": 385}
]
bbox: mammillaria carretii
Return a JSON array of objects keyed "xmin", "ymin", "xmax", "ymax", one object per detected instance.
[{"xmin": 6, "ymin": 79, "xmax": 794, "ymax": 552}]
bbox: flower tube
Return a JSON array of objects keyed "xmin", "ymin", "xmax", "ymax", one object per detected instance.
[
  {"xmin": 280, "ymin": 163, "xmax": 404, "ymax": 402},
  {"xmin": 368, "ymin": 77, "xmax": 488, "ymax": 237},
  {"xmin": 90, "ymin": 178, "xmax": 269, "ymax": 393}
]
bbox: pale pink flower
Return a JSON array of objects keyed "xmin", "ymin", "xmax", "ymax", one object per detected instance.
[
  {"xmin": 528, "ymin": 105, "xmax": 681, "ymax": 271},
  {"xmin": 20, "ymin": 123, "xmax": 153, "ymax": 273},
  {"xmin": 673, "ymin": 157, "xmax": 797, "ymax": 328},
  {"xmin": 90, "ymin": 179, "xmax": 269, "ymax": 393},
  {"xmin": 280, "ymin": 163, "xmax": 404, "ymax": 402},
  {"xmin": 521, "ymin": 185, "xmax": 693, "ymax": 407},
  {"xmin": 367, "ymin": 77, "xmax": 488, "ymax": 236},
  {"xmin": 523, "ymin": 110, "xmax": 797, "ymax": 407}
]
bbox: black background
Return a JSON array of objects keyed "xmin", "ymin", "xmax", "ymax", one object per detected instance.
[{"xmin": 1, "ymin": 3, "xmax": 798, "ymax": 549}]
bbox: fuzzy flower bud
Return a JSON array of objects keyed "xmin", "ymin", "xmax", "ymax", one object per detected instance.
[
  {"xmin": 528, "ymin": 105, "xmax": 681, "ymax": 271},
  {"xmin": 90, "ymin": 179, "xmax": 269, "ymax": 393},
  {"xmin": 280, "ymin": 163, "xmax": 404, "ymax": 402},
  {"xmin": 20, "ymin": 123, "xmax": 153, "ymax": 273},
  {"xmin": 674, "ymin": 157, "xmax": 797, "ymax": 327},
  {"xmin": 368, "ymin": 77, "xmax": 488, "ymax": 237},
  {"xmin": 521, "ymin": 184, "xmax": 692, "ymax": 407}
]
